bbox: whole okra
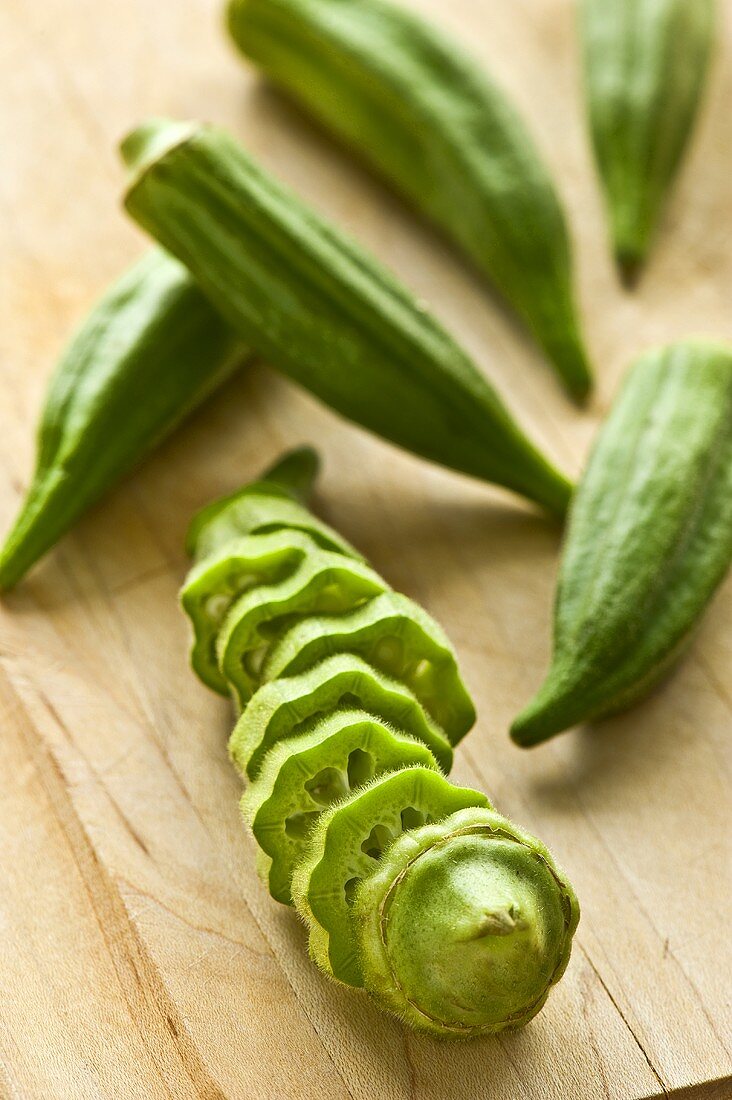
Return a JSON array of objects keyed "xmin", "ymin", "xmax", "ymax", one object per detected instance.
[
  {"xmin": 512, "ymin": 341, "xmax": 732, "ymax": 747},
  {"xmin": 581, "ymin": 0, "xmax": 716, "ymax": 282},
  {"xmin": 226, "ymin": 0, "xmax": 592, "ymax": 400},
  {"xmin": 182, "ymin": 447, "xmax": 579, "ymax": 1037},
  {"xmin": 0, "ymin": 249, "xmax": 245, "ymax": 589},
  {"xmin": 121, "ymin": 118, "xmax": 572, "ymax": 517}
]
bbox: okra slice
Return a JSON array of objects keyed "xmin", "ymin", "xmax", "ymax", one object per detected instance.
[
  {"xmin": 353, "ymin": 807, "xmax": 580, "ymax": 1037},
  {"xmin": 291, "ymin": 766, "xmax": 489, "ymax": 986},
  {"xmin": 262, "ymin": 592, "xmax": 476, "ymax": 745},
  {"xmin": 241, "ymin": 709, "xmax": 439, "ymax": 905},
  {"xmin": 229, "ymin": 652, "xmax": 453, "ymax": 778},
  {"xmin": 217, "ymin": 551, "xmax": 387, "ymax": 708},
  {"xmin": 181, "ymin": 528, "xmax": 320, "ymax": 694}
]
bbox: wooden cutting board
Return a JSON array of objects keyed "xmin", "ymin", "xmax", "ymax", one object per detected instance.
[{"xmin": 1, "ymin": 1, "xmax": 730, "ymax": 1096}]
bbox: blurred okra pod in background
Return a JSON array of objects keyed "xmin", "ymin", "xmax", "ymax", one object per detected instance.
[
  {"xmin": 227, "ymin": 0, "xmax": 593, "ymax": 400},
  {"xmin": 581, "ymin": 0, "xmax": 716, "ymax": 282}
]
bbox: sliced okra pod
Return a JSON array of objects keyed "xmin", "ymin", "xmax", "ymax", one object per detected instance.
[
  {"xmin": 230, "ymin": 652, "xmax": 454, "ymax": 778},
  {"xmin": 0, "ymin": 249, "xmax": 245, "ymax": 589},
  {"xmin": 121, "ymin": 118, "xmax": 572, "ymax": 517},
  {"xmin": 260, "ymin": 591, "xmax": 476, "ymax": 746},
  {"xmin": 181, "ymin": 447, "xmax": 579, "ymax": 1036},
  {"xmin": 512, "ymin": 341, "xmax": 732, "ymax": 746},
  {"xmin": 581, "ymin": 0, "xmax": 716, "ymax": 282},
  {"xmin": 242, "ymin": 710, "xmax": 440, "ymax": 905},
  {"xmin": 226, "ymin": 0, "xmax": 592, "ymax": 400},
  {"xmin": 216, "ymin": 545, "xmax": 388, "ymax": 707}
]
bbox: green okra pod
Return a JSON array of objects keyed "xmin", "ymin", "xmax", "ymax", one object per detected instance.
[
  {"xmin": 581, "ymin": 0, "xmax": 716, "ymax": 282},
  {"xmin": 181, "ymin": 447, "xmax": 579, "ymax": 1036},
  {"xmin": 226, "ymin": 0, "xmax": 592, "ymax": 400},
  {"xmin": 0, "ymin": 249, "xmax": 246, "ymax": 589},
  {"xmin": 121, "ymin": 118, "xmax": 572, "ymax": 517},
  {"xmin": 512, "ymin": 340, "xmax": 732, "ymax": 747}
]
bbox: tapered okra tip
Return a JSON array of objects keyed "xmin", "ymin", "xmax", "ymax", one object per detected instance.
[
  {"xmin": 261, "ymin": 445, "xmax": 320, "ymax": 502},
  {"xmin": 546, "ymin": 333, "xmax": 593, "ymax": 406},
  {"xmin": 354, "ymin": 808, "xmax": 578, "ymax": 1037},
  {"xmin": 121, "ymin": 118, "xmax": 198, "ymax": 179},
  {"xmin": 615, "ymin": 247, "xmax": 644, "ymax": 290},
  {"xmin": 510, "ymin": 671, "xmax": 580, "ymax": 747}
]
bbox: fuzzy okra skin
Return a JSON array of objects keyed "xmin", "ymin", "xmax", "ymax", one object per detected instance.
[
  {"xmin": 226, "ymin": 0, "xmax": 592, "ymax": 401},
  {"xmin": 0, "ymin": 249, "xmax": 245, "ymax": 590},
  {"xmin": 581, "ymin": 0, "xmax": 716, "ymax": 283},
  {"xmin": 182, "ymin": 447, "xmax": 579, "ymax": 1037},
  {"xmin": 122, "ymin": 118, "xmax": 572, "ymax": 518},
  {"xmin": 512, "ymin": 341, "xmax": 732, "ymax": 747}
]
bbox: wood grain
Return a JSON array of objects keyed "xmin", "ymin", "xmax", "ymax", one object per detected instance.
[{"xmin": 1, "ymin": 0, "xmax": 731, "ymax": 1096}]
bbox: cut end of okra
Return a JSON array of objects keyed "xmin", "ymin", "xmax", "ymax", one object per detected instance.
[
  {"xmin": 353, "ymin": 807, "xmax": 579, "ymax": 1038},
  {"xmin": 121, "ymin": 117, "xmax": 197, "ymax": 180}
]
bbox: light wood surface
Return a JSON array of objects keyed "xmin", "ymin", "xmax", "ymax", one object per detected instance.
[{"xmin": 1, "ymin": 1, "xmax": 731, "ymax": 1097}]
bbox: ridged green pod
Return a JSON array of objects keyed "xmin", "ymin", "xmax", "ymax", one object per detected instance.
[
  {"xmin": 512, "ymin": 340, "xmax": 732, "ymax": 747},
  {"xmin": 121, "ymin": 118, "xmax": 572, "ymax": 517},
  {"xmin": 181, "ymin": 448, "xmax": 579, "ymax": 1035},
  {"xmin": 226, "ymin": 0, "xmax": 592, "ymax": 399},
  {"xmin": 0, "ymin": 249, "xmax": 245, "ymax": 589},
  {"xmin": 581, "ymin": 0, "xmax": 716, "ymax": 282}
]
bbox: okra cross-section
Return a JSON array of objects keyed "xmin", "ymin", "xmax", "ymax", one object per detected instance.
[
  {"xmin": 180, "ymin": 448, "xmax": 579, "ymax": 1036},
  {"xmin": 242, "ymin": 710, "xmax": 440, "ymax": 905},
  {"xmin": 230, "ymin": 651, "xmax": 454, "ymax": 778},
  {"xmin": 291, "ymin": 766, "xmax": 490, "ymax": 986}
]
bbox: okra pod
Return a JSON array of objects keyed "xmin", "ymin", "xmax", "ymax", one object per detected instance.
[
  {"xmin": 226, "ymin": 0, "xmax": 592, "ymax": 400},
  {"xmin": 581, "ymin": 0, "xmax": 716, "ymax": 282},
  {"xmin": 182, "ymin": 447, "xmax": 579, "ymax": 1036},
  {"xmin": 121, "ymin": 118, "xmax": 572, "ymax": 517},
  {"xmin": 0, "ymin": 249, "xmax": 245, "ymax": 589},
  {"xmin": 512, "ymin": 341, "xmax": 732, "ymax": 747}
]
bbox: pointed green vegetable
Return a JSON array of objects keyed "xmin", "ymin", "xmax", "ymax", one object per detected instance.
[
  {"xmin": 121, "ymin": 118, "xmax": 572, "ymax": 517},
  {"xmin": 0, "ymin": 249, "xmax": 245, "ymax": 589},
  {"xmin": 512, "ymin": 340, "xmax": 732, "ymax": 746},
  {"xmin": 580, "ymin": 0, "xmax": 716, "ymax": 282},
  {"xmin": 181, "ymin": 447, "xmax": 579, "ymax": 1036},
  {"xmin": 226, "ymin": 0, "xmax": 592, "ymax": 399}
]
